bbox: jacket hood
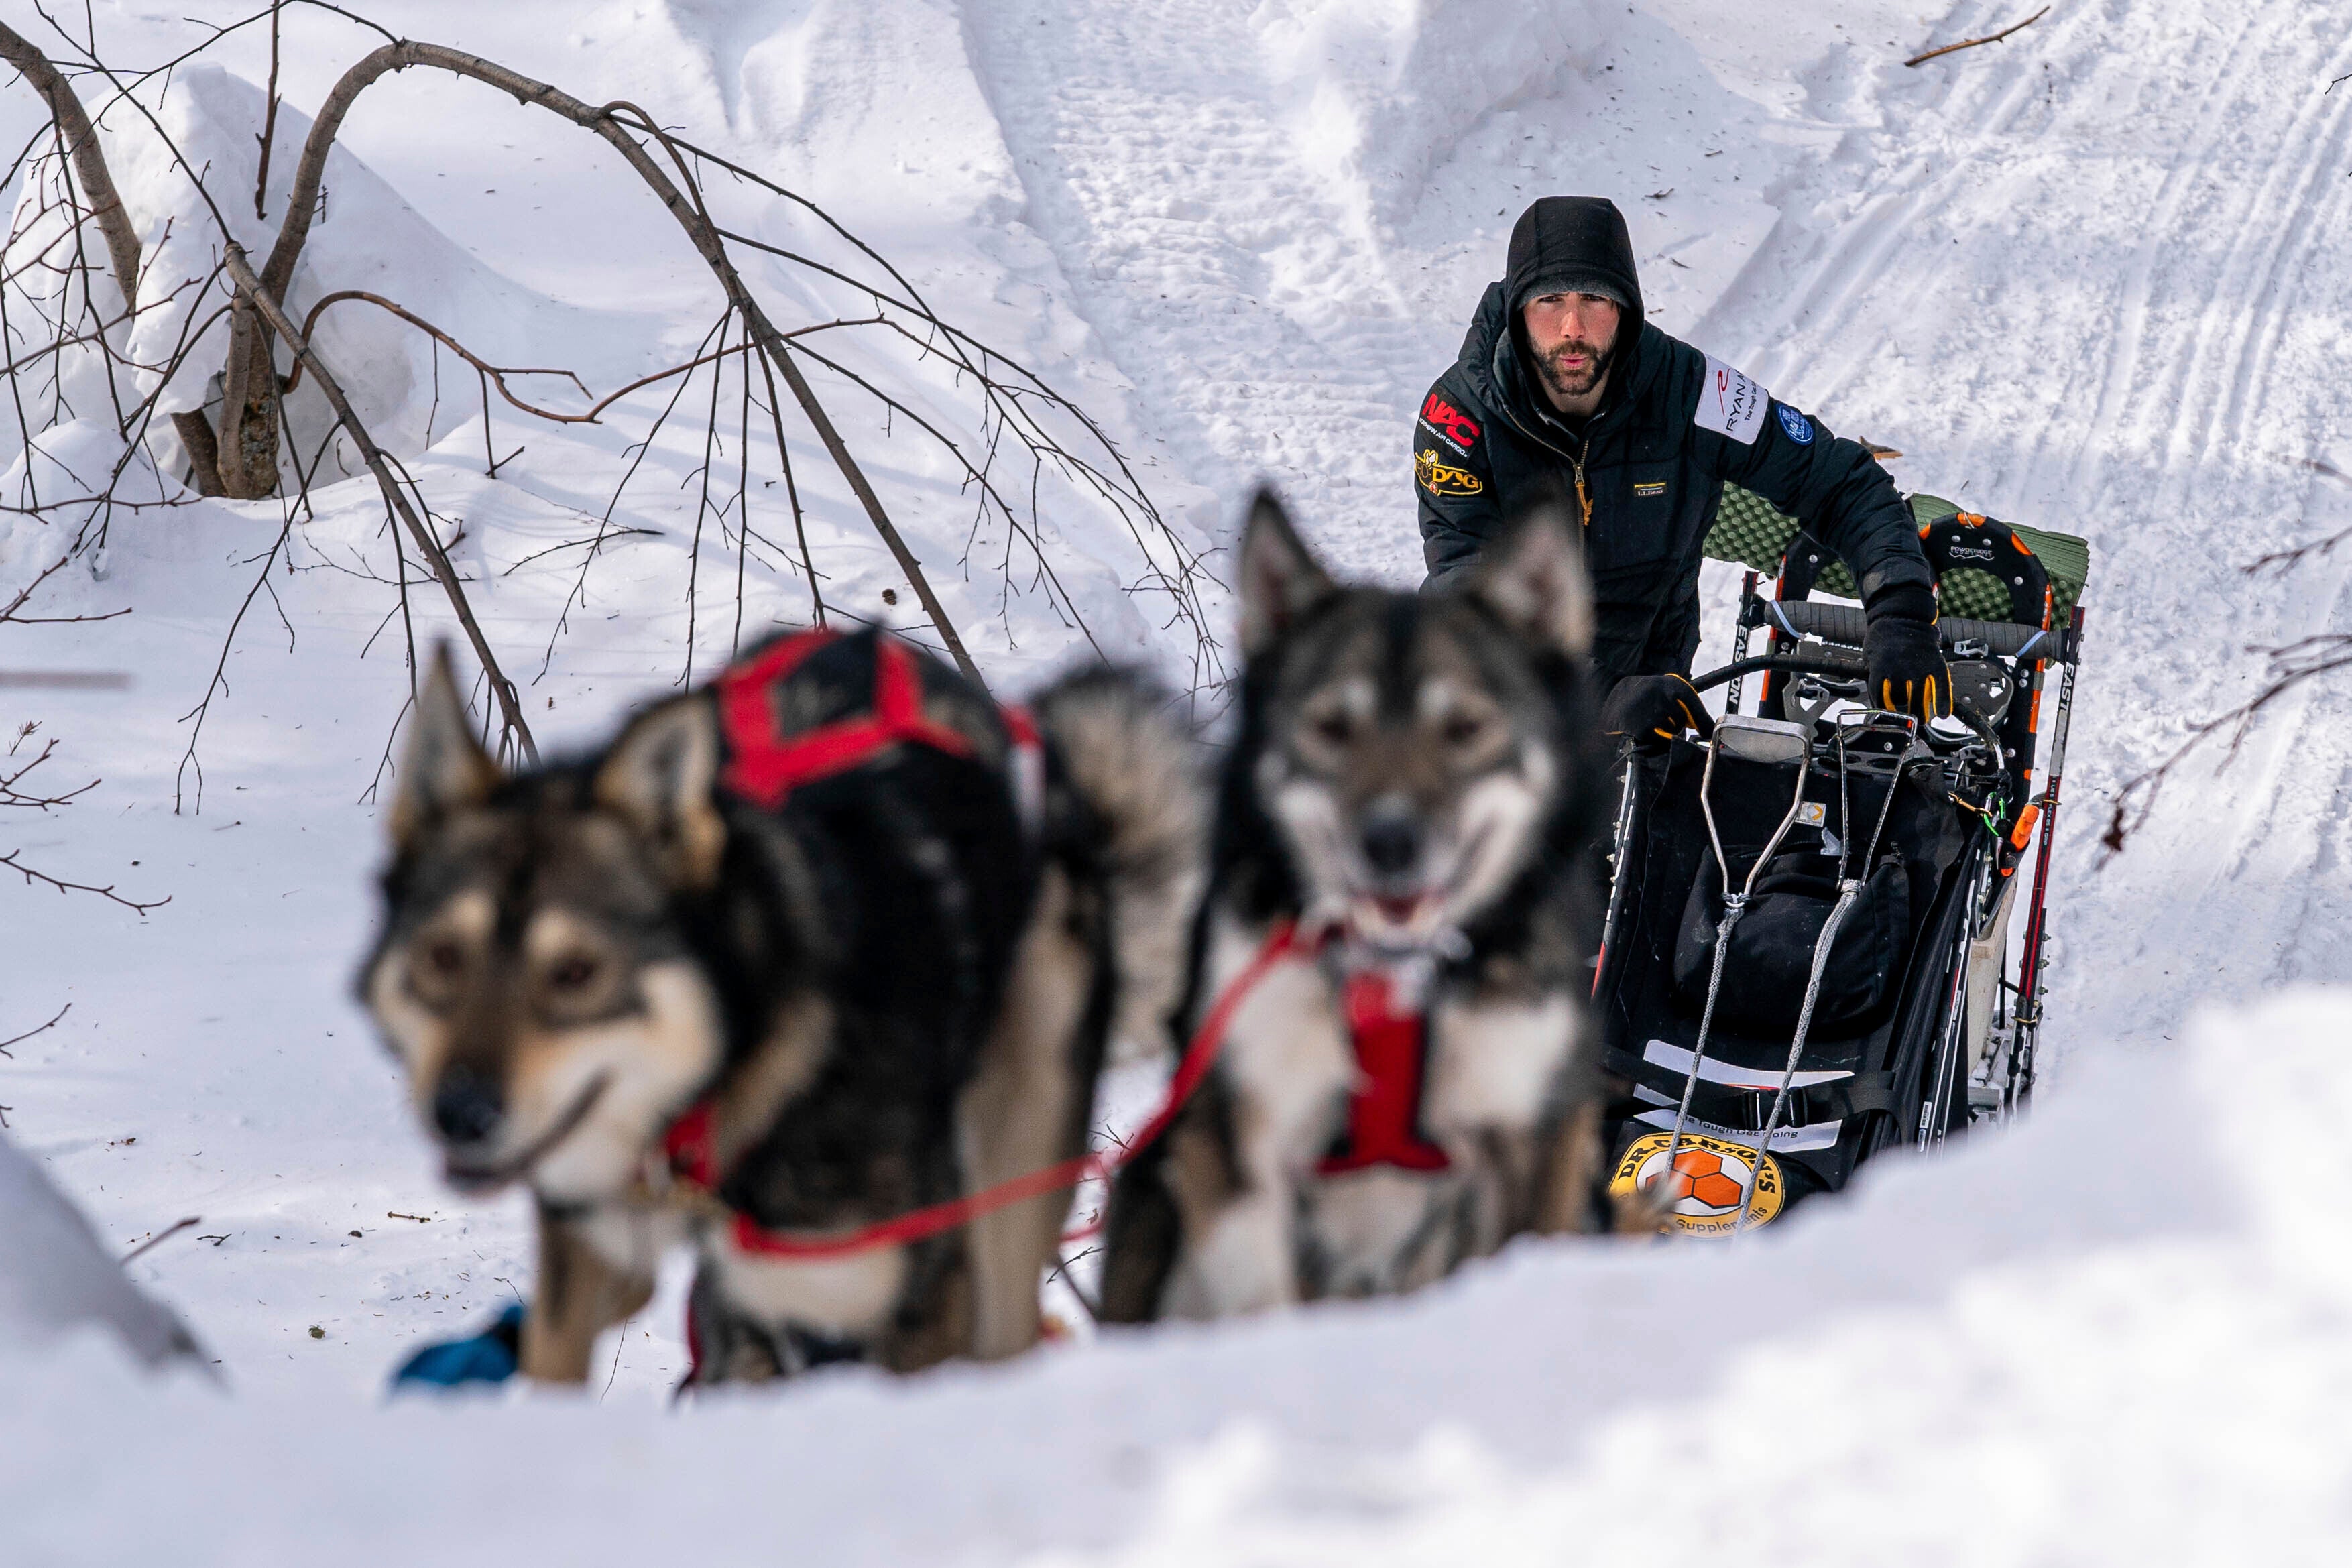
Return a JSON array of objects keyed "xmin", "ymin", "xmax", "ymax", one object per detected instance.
[{"xmin": 1505, "ymin": 196, "xmax": 1643, "ymax": 328}]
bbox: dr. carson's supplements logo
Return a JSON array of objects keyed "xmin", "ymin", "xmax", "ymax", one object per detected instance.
[{"xmin": 1608, "ymin": 1131, "xmax": 1785, "ymax": 1233}]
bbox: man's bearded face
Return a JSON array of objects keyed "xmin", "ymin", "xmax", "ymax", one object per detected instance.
[{"xmin": 1523, "ymin": 293, "xmax": 1621, "ymax": 403}]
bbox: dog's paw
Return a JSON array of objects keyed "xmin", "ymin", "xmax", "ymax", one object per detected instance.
[{"xmin": 1611, "ymin": 1178, "xmax": 1680, "ymax": 1238}]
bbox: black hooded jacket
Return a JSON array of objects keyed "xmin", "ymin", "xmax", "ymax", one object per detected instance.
[{"xmin": 1415, "ymin": 198, "xmax": 1933, "ymax": 694}]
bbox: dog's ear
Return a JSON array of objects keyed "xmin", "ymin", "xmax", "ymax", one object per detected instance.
[
  {"xmin": 1466, "ymin": 503, "xmax": 1594, "ymax": 659},
  {"xmin": 391, "ymin": 645, "xmax": 499, "ymax": 848},
  {"xmin": 1238, "ymin": 489, "xmax": 1336, "ymax": 658},
  {"xmin": 594, "ymin": 692, "xmax": 726, "ymax": 888}
]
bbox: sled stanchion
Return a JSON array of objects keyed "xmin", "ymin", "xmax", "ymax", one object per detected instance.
[
  {"xmin": 1592, "ymin": 748, "xmax": 1642, "ymax": 999},
  {"xmin": 1734, "ymin": 716, "xmax": 1908, "ymax": 1235},
  {"xmin": 2009, "ymin": 607, "xmax": 2083, "ymax": 1113},
  {"xmin": 1660, "ymin": 719, "xmax": 1812, "ymax": 1201},
  {"xmin": 1724, "ymin": 571, "xmax": 1759, "ymax": 719}
]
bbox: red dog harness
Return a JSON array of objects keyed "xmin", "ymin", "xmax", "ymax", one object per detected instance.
[
  {"xmin": 1315, "ymin": 964, "xmax": 1452, "ymax": 1175},
  {"xmin": 711, "ymin": 627, "xmax": 1042, "ymax": 821}
]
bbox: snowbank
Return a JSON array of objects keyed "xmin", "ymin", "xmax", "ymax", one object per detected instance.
[
  {"xmin": 0, "ymin": 1131, "xmax": 204, "ymax": 1372},
  {"xmin": 0, "ymin": 988, "xmax": 2331, "ymax": 1564}
]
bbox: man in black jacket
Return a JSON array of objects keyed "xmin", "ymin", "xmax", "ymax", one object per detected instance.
[{"xmin": 1415, "ymin": 196, "xmax": 1948, "ymax": 741}]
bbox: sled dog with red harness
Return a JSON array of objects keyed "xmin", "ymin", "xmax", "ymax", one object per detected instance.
[
  {"xmin": 1099, "ymin": 491, "xmax": 1619, "ymax": 1319},
  {"xmin": 361, "ymin": 631, "xmax": 1201, "ymax": 1382}
]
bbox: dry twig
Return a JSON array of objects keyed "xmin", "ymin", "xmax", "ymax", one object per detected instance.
[
  {"xmin": 0, "ymin": 847, "xmax": 168, "ymax": 912},
  {"xmin": 1906, "ymin": 6, "xmax": 2050, "ymax": 68},
  {"xmin": 0, "ymin": 1002, "xmax": 68, "ymax": 1056}
]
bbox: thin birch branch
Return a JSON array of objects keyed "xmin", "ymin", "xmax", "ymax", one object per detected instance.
[{"xmin": 219, "ymin": 242, "xmax": 538, "ymax": 764}]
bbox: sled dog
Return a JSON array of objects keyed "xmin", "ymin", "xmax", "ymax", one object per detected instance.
[
  {"xmin": 361, "ymin": 631, "xmax": 1201, "ymax": 1383},
  {"xmin": 1100, "ymin": 491, "xmax": 1613, "ymax": 1318}
]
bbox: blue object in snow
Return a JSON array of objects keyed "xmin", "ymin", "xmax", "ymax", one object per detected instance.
[{"xmin": 391, "ymin": 1302, "xmax": 523, "ymax": 1389}]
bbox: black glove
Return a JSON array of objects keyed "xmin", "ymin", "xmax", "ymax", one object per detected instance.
[
  {"xmin": 1864, "ymin": 585, "xmax": 1952, "ymax": 719},
  {"xmin": 1601, "ymin": 673, "xmax": 1714, "ymax": 751}
]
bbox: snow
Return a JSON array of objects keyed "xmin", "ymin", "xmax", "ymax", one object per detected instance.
[{"xmin": 6, "ymin": 0, "xmax": 2352, "ymax": 1556}]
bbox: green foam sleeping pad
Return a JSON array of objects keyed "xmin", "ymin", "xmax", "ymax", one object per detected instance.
[{"xmin": 1707, "ymin": 485, "xmax": 2090, "ymax": 625}]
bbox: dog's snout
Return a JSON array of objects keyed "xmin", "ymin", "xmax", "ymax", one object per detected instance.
[
  {"xmin": 1360, "ymin": 811, "xmax": 1423, "ymax": 880},
  {"xmin": 432, "ymin": 1065, "xmax": 505, "ymax": 1145}
]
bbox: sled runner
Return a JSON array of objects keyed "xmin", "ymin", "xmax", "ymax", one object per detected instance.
[{"xmin": 1593, "ymin": 490, "xmax": 2089, "ymax": 1235}]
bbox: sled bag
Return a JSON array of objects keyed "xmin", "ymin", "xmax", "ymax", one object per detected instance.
[{"xmin": 1670, "ymin": 845, "xmax": 1910, "ymax": 1039}]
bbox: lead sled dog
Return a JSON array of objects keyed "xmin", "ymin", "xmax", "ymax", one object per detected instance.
[
  {"xmin": 1100, "ymin": 491, "xmax": 1618, "ymax": 1319},
  {"xmin": 361, "ymin": 629, "xmax": 1200, "ymax": 1383}
]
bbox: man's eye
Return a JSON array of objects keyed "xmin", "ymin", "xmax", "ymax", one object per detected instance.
[
  {"xmin": 423, "ymin": 940, "xmax": 465, "ymax": 977},
  {"xmin": 1312, "ymin": 713, "xmax": 1353, "ymax": 747}
]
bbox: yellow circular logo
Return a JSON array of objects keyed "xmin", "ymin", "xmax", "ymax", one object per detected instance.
[{"xmin": 1608, "ymin": 1130, "xmax": 1785, "ymax": 1235}]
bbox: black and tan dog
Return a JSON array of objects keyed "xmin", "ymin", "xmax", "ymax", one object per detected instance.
[
  {"xmin": 361, "ymin": 630, "xmax": 1199, "ymax": 1384},
  {"xmin": 1100, "ymin": 491, "xmax": 1616, "ymax": 1319}
]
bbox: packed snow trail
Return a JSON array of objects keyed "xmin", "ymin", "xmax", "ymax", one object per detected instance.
[
  {"xmin": 1680, "ymin": 0, "xmax": 2352, "ymax": 1060},
  {"xmin": 961, "ymin": 0, "xmax": 1805, "ymax": 580}
]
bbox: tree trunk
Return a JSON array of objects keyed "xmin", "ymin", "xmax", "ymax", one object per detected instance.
[{"xmin": 215, "ymin": 302, "xmax": 283, "ymax": 499}]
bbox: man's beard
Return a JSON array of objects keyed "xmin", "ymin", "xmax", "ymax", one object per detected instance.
[{"xmin": 1535, "ymin": 334, "xmax": 1613, "ymax": 402}]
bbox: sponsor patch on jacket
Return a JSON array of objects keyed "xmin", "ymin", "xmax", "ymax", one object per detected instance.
[
  {"xmin": 1694, "ymin": 355, "xmax": 1768, "ymax": 446},
  {"xmin": 1419, "ymin": 392, "xmax": 1481, "ymax": 455},
  {"xmin": 1416, "ymin": 448, "xmax": 1483, "ymax": 497},
  {"xmin": 1633, "ymin": 480, "xmax": 1668, "ymax": 497},
  {"xmin": 1775, "ymin": 403, "xmax": 1816, "ymax": 445}
]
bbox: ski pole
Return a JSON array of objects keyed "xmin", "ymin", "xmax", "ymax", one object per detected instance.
[{"xmin": 2009, "ymin": 605, "xmax": 2082, "ymax": 1112}]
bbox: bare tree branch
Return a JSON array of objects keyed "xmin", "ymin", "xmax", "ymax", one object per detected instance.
[
  {"xmin": 219, "ymin": 242, "xmax": 538, "ymax": 764},
  {"xmin": 1, "ymin": 848, "xmax": 167, "ymax": 912},
  {"xmin": 0, "ymin": 1002, "xmax": 68, "ymax": 1056},
  {"xmin": 0, "ymin": 21, "xmax": 141, "ymax": 316},
  {"xmin": 251, "ymin": 40, "xmax": 986, "ymax": 686}
]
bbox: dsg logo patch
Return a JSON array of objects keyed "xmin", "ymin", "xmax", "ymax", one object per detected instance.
[
  {"xmin": 1775, "ymin": 403, "xmax": 1815, "ymax": 445},
  {"xmin": 1416, "ymin": 448, "xmax": 1484, "ymax": 497}
]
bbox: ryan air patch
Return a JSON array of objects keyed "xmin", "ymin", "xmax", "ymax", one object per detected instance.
[
  {"xmin": 1609, "ymin": 1130, "xmax": 1785, "ymax": 1235},
  {"xmin": 1776, "ymin": 403, "xmax": 1816, "ymax": 445},
  {"xmin": 1694, "ymin": 355, "xmax": 1769, "ymax": 446},
  {"xmin": 1416, "ymin": 448, "xmax": 1484, "ymax": 498}
]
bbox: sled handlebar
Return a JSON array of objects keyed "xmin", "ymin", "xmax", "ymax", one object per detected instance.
[
  {"xmin": 1685, "ymin": 652, "xmax": 1863, "ymax": 692},
  {"xmin": 1686, "ymin": 654, "xmax": 2003, "ymax": 756},
  {"xmin": 1746, "ymin": 600, "xmax": 2075, "ymax": 662}
]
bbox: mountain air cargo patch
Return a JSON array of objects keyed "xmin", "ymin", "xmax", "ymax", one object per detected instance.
[
  {"xmin": 1609, "ymin": 1130, "xmax": 1785, "ymax": 1235},
  {"xmin": 1694, "ymin": 355, "xmax": 1769, "ymax": 446},
  {"xmin": 1775, "ymin": 403, "xmax": 1816, "ymax": 445},
  {"xmin": 1417, "ymin": 448, "xmax": 1484, "ymax": 497},
  {"xmin": 1419, "ymin": 393, "xmax": 1482, "ymax": 457}
]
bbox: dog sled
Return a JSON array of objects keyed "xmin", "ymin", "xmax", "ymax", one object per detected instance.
[{"xmin": 1593, "ymin": 489, "xmax": 2090, "ymax": 1234}]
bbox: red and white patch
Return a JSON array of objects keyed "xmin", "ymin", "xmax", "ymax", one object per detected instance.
[{"xmin": 1693, "ymin": 355, "xmax": 1769, "ymax": 446}]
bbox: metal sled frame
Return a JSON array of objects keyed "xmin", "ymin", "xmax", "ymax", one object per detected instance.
[{"xmin": 1592, "ymin": 494, "xmax": 2089, "ymax": 1227}]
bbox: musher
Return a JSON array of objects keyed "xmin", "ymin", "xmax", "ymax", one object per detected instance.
[{"xmin": 1413, "ymin": 195, "xmax": 1949, "ymax": 742}]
